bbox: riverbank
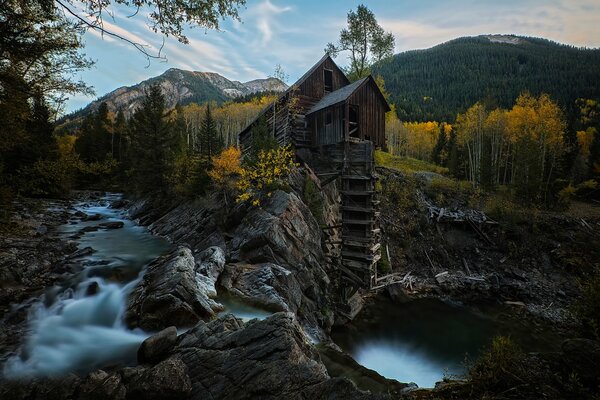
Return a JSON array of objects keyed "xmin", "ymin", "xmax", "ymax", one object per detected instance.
[{"xmin": 0, "ymin": 195, "xmax": 78, "ymax": 360}]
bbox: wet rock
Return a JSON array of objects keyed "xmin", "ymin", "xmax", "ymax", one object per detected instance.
[
  {"xmin": 98, "ymin": 221, "xmax": 125, "ymax": 230},
  {"xmin": 318, "ymin": 343, "xmax": 407, "ymax": 395},
  {"xmin": 125, "ymin": 246, "xmax": 222, "ymax": 330},
  {"xmin": 227, "ymin": 190, "xmax": 330, "ymax": 327},
  {"xmin": 1, "ymin": 375, "xmax": 82, "ymax": 400},
  {"xmin": 66, "ymin": 246, "xmax": 96, "ymax": 260},
  {"xmin": 110, "ymin": 199, "xmax": 129, "ymax": 209},
  {"xmin": 35, "ymin": 224, "xmax": 48, "ymax": 236},
  {"xmin": 138, "ymin": 326, "xmax": 178, "ymax": 364},
  {"xmin": 83, "ymin": 213, "xmax": 103, "ymax": 221},
  {"xmin": 194, "ymin": 246, "xmax": 226, "ymax": 297},
  {"xmin": 230, "ymin": 190, "xmax": 322, "ymax": 267},
  {"xmin": 85, "ymin": 281, "xmax": 100, "ymax": 296},
  {"xmin": 125, "ymin": 357, "xmax": 192, "ymax": 400},
  {"xmin": 386, "ymin": 283, "xmax": 410, "ymax": 303},
  {"xmin": 79, "ymin": 370, "xmax": 126, "ymax": 400},
  {"xmin": 74, "ymin": 210, "xmax": 87, "ymax": 219},
  {"xmin": 80, "ymin": 226, "xmax": 99, "ymax": 233},
  {"xmin": 220, "ymin": 262, "xmax": 302, "ymax": 313},
  {"xmin": 176, "ymin": 312, "xmax": 329, "ymax": 399}
]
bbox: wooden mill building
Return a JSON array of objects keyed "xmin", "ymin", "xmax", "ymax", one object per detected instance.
[{"xmin": 239, "ymin": 55, "xmax": 390, "ymax": 317}]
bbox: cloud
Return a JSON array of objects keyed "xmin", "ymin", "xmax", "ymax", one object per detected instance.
[
  {"xmin": 251, "ymin": 0, "xmax": 293, "ymax": 46},
  {"xmin": 380, "ymin": 0, "xmax": 600, "ymax": 51},
  {"xmin": 65, "ymin": 0, "xmax": 600, "ymax": 113}
]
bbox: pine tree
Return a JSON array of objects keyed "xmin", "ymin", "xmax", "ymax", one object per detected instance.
[
  {"xmin": 446, "ymin": 129, "xmax": 460, "ymax": 177},
  {"xmin": 200, "ymin": 103, "xmax": 223, "ymax": 158},
  {"xmin": 75, "ymin": 102, "xmax": 112, "ymax": 162},
  {"xmin": 26, "ymin": 92, "xmax": 58, "ymax": 163},
  {"xmin": 431, "ymin": 123, "xmax": 447, "ymax": 165},
  {"xmin": 129, "ymin": 83, "xmax": 181, "ymax": 194},
  {"xmin": 114, "ymin": 110, "xmax": 127, "ymax": 162}
]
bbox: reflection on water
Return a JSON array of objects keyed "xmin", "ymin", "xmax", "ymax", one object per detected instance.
[
  {"xmin": 332, "ymin": 298, "xmax": 559, "ymax": 388},
  {"xmin": 216, "ymin": 292, "xmax": 272, "ymax": 321},
  {"xmin": 4, "ymin": 194, "xmax": 171, "ymax": 378}
]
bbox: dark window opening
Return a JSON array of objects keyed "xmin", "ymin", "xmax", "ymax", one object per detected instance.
[
  {"xmin": 325, "ymin": 111, "xmax": 332, "ymax": 125},
  {"xmin": 324, "ymin": 69, "xmax": 333, "ymax": 92}
]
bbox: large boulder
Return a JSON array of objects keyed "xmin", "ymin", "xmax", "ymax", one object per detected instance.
[
  {"xmin": 137, "ymin": 326, "xmax": 178, "ymax": 364},
  {"xmin": 78, "ymin": 370, "xmax": 126, "ymax": 400},
  {"xmin": 125, "ymin": 246, "xmax": 223, "ymax": 330},
  {"xmin": 219, "ymin": 262, "xmax": 302, "ymax": 313},
  {"xmin": 230, "ymin": 190, "xmax": 322, "ymax": 267},
  {"xmin": 124, "ymin": 357, "xmax": 192, "ymax": 400},
  {"xmin": 176, "ymin": 312, "xmax": 330, "ymax": 399},
  {"xmin": 194, "ymin": 246, "xmax": 226, "ymax": 298}
]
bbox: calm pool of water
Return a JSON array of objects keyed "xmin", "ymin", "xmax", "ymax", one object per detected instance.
[{"xmin": 331, "ymin": 298, "xmax": 560, "ymax": 388}]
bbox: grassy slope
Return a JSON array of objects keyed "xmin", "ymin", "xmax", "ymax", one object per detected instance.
[{"xmin": 374, "ymin": 150, "xmax": 448, "ymax": 175}]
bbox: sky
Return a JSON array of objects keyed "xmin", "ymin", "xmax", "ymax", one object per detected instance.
[{"xmin": 64, "ymin": 0, "xmax": 600, "ymax": 112}]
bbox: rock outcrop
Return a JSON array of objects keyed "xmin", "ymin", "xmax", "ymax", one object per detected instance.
[
  {"xmin": 128, "ymin": 184, "xmax": 333, "ymax": 332},
  {"xmin": 219, "ymin": 262, "xmax": 302, "ymax": 313},
  {"xmin": 125, "ymin": 246, "xmax": 223, "ymax": 330}
]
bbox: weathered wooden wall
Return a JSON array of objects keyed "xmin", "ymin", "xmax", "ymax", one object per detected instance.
[
  {"xmin": 348, "ymin": 80, "xmax": 386, "ymax": 147},
  {"xmin": 312, "ymin": 105, "xmax": 344, "ymax": 146},
  {"xmin": 298, "ymin": 58, "xmax": 349, "ymax": 98}
]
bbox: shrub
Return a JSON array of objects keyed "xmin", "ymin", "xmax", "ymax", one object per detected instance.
[
  {"xmin": 468, "ymin": 336, "xmax": 526, "ymax": 394},
  {"xmin": 209, "ymin": 146, "xmax": 242, "ymax": 206},
  {"xmin": 173, "ymin": 154, "xmax": 211, "ymax": 198},
  {"xmin": 237, "ymin": 145, "xmax": 297, "ymax": 206},
  {"xmin": 377, "ymin": 247, "xmax": 391, "ymax": 274},
  {"xmin": 16, "ymin": 155, "xmax": 83, "ymax": 197}
]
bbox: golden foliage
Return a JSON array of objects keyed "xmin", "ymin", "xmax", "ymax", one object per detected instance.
[
  {"xmin": 402, "ymin": 121, "xmax": 440, "ymax": 160},
  {"xmin": 236, "ymin": 145, "xmax": 297, "ymax": 206},
  {"xmin": 207, "ymin": 147, "xmax": 242, "ymax": 205},
  {"xmin": 208, "ymin": 146, "xmax": 242, "ymax": 188},
  {"xmin": 577, "ymin": 127, "xmax": 596, "ymax": 157}
]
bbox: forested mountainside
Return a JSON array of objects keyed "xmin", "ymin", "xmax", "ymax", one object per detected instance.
[
  {"xmin": 66, "ymin": 68, "xmax": 287, "ymax": 121},
  {"xmin": 374, "ymin": 35, "xmax": 600, "ymax": 122}
]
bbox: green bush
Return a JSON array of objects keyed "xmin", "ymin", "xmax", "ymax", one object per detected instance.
[
  {"xmin": 468, "ymin": 336, "xmax": 526, "ymax": 393},
  {"xmin": 16, "ymin": 155, "xmax": 82, "ymax": 197},
  {"xmin": 377, "ymin": 247, "xmax": 391, "ymax": 274}
]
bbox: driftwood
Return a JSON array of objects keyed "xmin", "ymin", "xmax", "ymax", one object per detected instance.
[
  {"xmin": 372, "ymin": 270, "xmax": 415, "ymax": 291},
  {"xmin": 417, "ymin": 190, "xmax": 496, "ymax": 225}
]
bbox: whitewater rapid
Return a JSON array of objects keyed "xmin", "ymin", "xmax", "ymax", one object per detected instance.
[{"xmin": 4, "ymin": 194, "xmax": 170, "ymax": 378}]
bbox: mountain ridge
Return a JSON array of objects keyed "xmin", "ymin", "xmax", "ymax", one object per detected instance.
[
  {"xmin": 68, "ymin": 68, "xmax": 287, "ymax": 121},
  {"xmin": 374, "ymin": 34, "xmax": 600, "ymax": 121}
]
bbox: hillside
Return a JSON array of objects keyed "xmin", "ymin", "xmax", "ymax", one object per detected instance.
[
  {"xmin": 374, "ymin": 35, "xmax": 600, "ymax": 122},
  {"xmin": 66, "ymin": 68, "xmax": 287, "ymax": 121}
]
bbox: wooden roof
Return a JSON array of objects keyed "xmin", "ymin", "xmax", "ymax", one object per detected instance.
[{"xmin": 307, "ymin": 75, "xmax": 391, "ymax": 115}]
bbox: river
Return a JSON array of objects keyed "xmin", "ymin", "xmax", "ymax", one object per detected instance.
[{"xmin": 2, "ymin": 193, "xmax": 559, "ymax": 388}]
